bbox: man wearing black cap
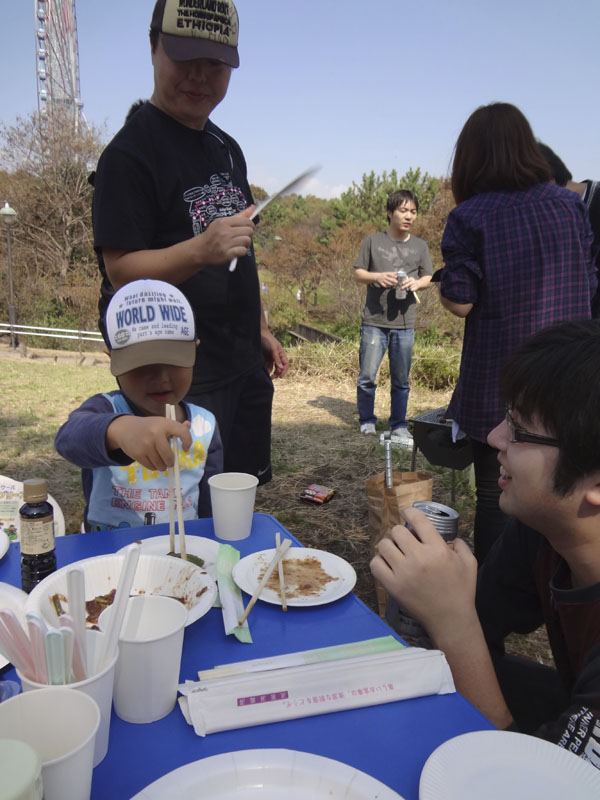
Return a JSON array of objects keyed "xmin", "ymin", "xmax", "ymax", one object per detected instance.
[{"xmin": 92, "ymin": 0, "xmax": 288, "ymax": 486}]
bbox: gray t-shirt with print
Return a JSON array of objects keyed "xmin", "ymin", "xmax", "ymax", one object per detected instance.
[{"xmin": 354, "ymin": 231, "xmax": 433, "ymax": 329}]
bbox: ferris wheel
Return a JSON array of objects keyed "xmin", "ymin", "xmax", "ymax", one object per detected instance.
[{"xmin": 34, "ymin": 0, "xmax": 84, "ymax": 127}]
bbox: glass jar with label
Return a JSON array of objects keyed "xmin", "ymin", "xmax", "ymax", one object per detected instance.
[{"xmin": 20, "ymin": 478, "xmax": 56, "ymax": 593}]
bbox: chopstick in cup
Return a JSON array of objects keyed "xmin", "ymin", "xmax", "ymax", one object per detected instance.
[
  {"xmin": 166, "ymin": 403, "xmax": 187, "ymax": 560},
  {"xmin": 275, "ymin": 531, "xmax": 287, "ymax": 612},
  {"xmin": 66, "ymin": 566, "xmax": 87, "ymax": 671},
  {"xmin": 238, "ymin": 538, "xmax": 292, "ymax": 626}
]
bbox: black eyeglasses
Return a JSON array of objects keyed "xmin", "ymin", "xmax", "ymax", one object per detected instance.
[{"xmin": 505, "ymin": 407, "xmax": 560, "ymax": 448}]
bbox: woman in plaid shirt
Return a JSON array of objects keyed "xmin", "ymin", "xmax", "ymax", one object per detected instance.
[{"xmin": 438, "ymin": 103, "xmax": 596, "ymax": 564}]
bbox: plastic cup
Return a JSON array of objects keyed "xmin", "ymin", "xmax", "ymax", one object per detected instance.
[
  {"xmin": 99, "ymin": 594, "xmax": 187, "ymax": 724},
  {"xmin": 18, "ymin": 629, "xmax": 117, "ymax": 767},
  {"xmin": 208, "ymin": 472, "xmax": 258, "ymax": 540},
  {"xmin": 0, "ymin": 686, "xmax": 100, "ymax": 800}
]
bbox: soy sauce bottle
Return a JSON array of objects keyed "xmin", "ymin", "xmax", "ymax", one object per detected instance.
[{"xmin": 20, "ymin": 478, "xmax": 56, "ymax": 593}]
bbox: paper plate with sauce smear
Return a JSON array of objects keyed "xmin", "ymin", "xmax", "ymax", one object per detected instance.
[{"xmin": 232, "ymin": 547, "xmax": 356, "ymax": 607}]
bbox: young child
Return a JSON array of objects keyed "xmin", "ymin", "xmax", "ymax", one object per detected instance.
[{"xmin": 55, "ymin": 279, "xmax": 222, "ymax": 531}]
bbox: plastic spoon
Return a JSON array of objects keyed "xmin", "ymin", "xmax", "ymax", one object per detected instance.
[
  {"xmin": 59, "ymin": 613, "xmax": 87, "ymax": 681},
  {"xmin": 45, "ymin": 629, "xmax": 66, "ymax": 685},
  {"xmin": 96, "ymin": 542, "xmax": 141, "ymax": 672},
  {"xmin": 59, "ymin": 626, "xmax": 75, "ymax": 684},
  {"xmin": 26, "ymin": 613, "xmax": 49, "ymax": 684},
  {"xmin": 0, "ymin": 617, "xmax": 35, "ymax": 679},
  {"xmin": 0, "ymin": 609, "xmax": 36, "ymax": 679}
]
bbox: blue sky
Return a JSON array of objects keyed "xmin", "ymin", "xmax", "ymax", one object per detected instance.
[{"xmin": 1, "ymin": 0, "xmax": 599, "ymax": 198}]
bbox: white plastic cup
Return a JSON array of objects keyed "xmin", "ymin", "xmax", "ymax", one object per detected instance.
[
  {"xmin": 99, "ymin": 594, "xmax": 187, "ymax": 724},
  {"xmin": 0, "ymin": 687, "xmax": 100, "ymax": 800},
  {"xmin": 18, "ymin": 629, "xmax": 117, "ymax": 767},
  {"xmin": 208, "ymin": 472, "xmax": 259, "ymax": 540}
]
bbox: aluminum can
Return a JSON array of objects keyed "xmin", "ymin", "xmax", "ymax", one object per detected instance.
[
  {"xmin": 412, "ymin": 501, "xmax": 459, "ymax": 543},
  {"xmin": 395, "ymin": 269, "xmax": 408, "ymax": 300},
  {"xmin": 386, "ymin": 501, "xmax": 459, "ymax": 641}
]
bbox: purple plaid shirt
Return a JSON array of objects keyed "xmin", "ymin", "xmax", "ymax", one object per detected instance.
[{"xmin": 441, "ymin": 182, "xmax": 596, "ymax": 442}]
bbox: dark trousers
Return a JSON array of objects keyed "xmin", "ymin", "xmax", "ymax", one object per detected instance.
[
  {"xmin": 187, "ymin": 365, "xmax": 274, "ymax": 485},
  {"xmin": 495, "ymin": 654, "xmax": 569, "ymax": 734},
  {"xmin": 471, "ymin": 439, "xmax": 510, "ymax": 564}
]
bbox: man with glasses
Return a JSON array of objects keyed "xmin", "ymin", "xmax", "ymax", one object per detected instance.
[{"xmin": 372, "ymin": 320, "xmax": 600, "ymax": 766}]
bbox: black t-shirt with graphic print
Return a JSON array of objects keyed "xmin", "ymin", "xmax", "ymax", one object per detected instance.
[{"xmin": 93, "ymin": 102, "xmax": 262, "ymax": 393}]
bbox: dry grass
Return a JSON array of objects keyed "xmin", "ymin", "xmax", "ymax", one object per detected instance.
[{"xmin": 0, "ymin": 341, "xmax": 552, "ymax": 665}]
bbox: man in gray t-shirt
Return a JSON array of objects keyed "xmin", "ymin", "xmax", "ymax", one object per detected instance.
[{"xmin": 354, "ymin": 190, "xmax": 433, "ymax": 447}]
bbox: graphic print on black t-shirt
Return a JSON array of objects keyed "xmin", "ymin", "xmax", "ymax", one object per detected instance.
[{"xmin": 183, "ymin": 173, "xmax": 247, "ymax": 236}]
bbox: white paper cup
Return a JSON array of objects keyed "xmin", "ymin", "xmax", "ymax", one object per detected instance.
[
  {"xmin": 208, "ymin": 472, "xmax": 258, "ymax": 540},
  {"xmin": 99, "ymin": 594, "xmax": 187, "ymax": 724},
  {"xmin": 18, "ymin": 629, "xmax": 117, "ymax": 767},
  {"xmin": 0, "ymin": 687, "xmax": 100, "ymax": 800}
]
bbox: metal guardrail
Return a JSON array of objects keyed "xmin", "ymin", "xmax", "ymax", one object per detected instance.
[{"xmin": 0, "ymin": 322, "xmax": 104, "ymax": 344}]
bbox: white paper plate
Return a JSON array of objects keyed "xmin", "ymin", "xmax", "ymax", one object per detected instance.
[
  {"xmin": 132, "ymin": 748, "xmax": 404, "ymax": 799},
  {"xmin": 0, "ymin": 582, "xmax": 28, "ymax": 669},
  {"xmin": 0, "ymin": 530, "xmax": 9, "ymax": 560},
  {"xmin": 419, "ymin": 730, "xmax": 600, "ymax": 800},
  {"xmin": 232, "ymin": 547, "xmax": 356, "ymax": 607},
  {"xmin": 117, "ymin": 535, "xmax": 219, "ymax": 582},
  {"xmin": 25, "ymin": 553, "xmax": 217, "ymax": 628}
]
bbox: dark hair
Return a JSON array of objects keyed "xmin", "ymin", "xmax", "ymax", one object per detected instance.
[
  {"xmin": 537, "ymin": 142, "xmax": 573, "ymax": 187},
  {"xmin": 451, "ymin": 103, "xmax": 552, "ymax": 204},
  {"xmin": 500, "ymin": 319, "xmax": 600, "ymax": 495},
  {"xmin": 149, "ymin": 28, "xmax": 159, "ymax": 52},
  {"xmin": 125, "ymin": 99, "xmax": 147, "ymax": 123},
  {"xmin": 387, "ymin": 189, "xmax": 419, "ymax": 221}
]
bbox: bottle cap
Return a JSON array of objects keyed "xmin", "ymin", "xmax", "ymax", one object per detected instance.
[{"xmin": 22, "ymin": 478, "xmax": 48, "ymax": 504}]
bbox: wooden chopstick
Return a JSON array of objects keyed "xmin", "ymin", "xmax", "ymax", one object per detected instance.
[
  {"xmin": 238, "ymin": 539, "xmax": 292, "ymax": 626},
  {"xmin": 275, "ymin": 531, "xmax": 287, "ymax": 611},
  {"xmin": 166, "ymin": 404, "xmax": 187, "ymax": 560},
  {"xmin": 165, "ymin": 405, "xmax": 176, "ymax": 553}
]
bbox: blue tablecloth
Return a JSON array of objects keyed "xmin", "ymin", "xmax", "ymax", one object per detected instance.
[{"xmin": 0, "ymin": 514, "xmax": 493, "ymax": 799}]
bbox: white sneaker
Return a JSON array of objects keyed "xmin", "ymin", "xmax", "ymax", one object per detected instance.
[
  {"xmin": 391, "ymin": 427, "xmax": 414, "ymax": 449},
  {"xmin": 360, "ymin": 423, "xmax": 377, "ymax": 435}
]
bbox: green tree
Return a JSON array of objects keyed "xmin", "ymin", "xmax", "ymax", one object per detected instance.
[
  {"xmin": 0, "ymin": 110, "xmax": 105, "ymax": 329},
  {"xmin": 325, "ymin": 167, "xmax": 440, "ymax": 230}
]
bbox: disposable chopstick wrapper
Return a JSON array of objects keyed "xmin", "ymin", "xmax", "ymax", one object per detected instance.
[{"xmin": 178, "ymin": 645, "xmax": 455, "ymax": 736}]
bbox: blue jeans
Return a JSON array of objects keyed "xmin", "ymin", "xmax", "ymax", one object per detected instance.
[{"xmin": 357, "ymin": 324, "xmax": 414, "ymax": 430}]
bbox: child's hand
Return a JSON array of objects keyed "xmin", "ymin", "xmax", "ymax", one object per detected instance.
[{"xmin": 106, "ymin": 416, "xmax": 192, "ymax": 471}]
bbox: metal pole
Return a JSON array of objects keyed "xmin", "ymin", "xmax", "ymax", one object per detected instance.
[
  {"xmin": 5, "ymin": 224, "xmax": 18, "ymax": 349},
  {"xmin": 381, "ymin": 431, "xmax": 394, "ymax": 489}
]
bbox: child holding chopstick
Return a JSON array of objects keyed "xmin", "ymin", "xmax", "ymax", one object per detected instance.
[{"xmin": 55, "ymin": 279, "xmax": 222, "ymax": 531}]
